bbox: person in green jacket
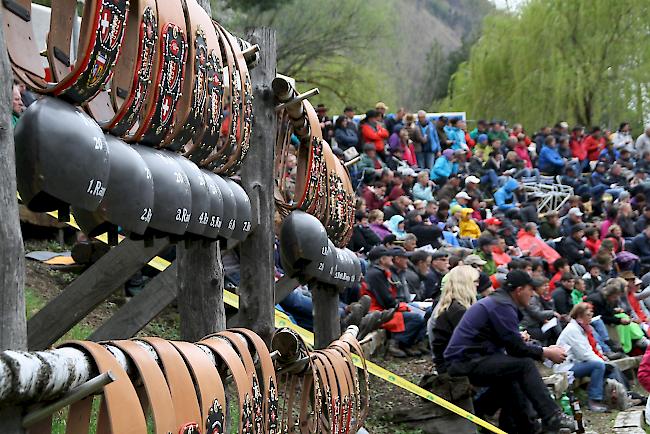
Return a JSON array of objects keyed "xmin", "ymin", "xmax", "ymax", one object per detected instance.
[
  {"xmin": 11, "ymin": 84, "xmax": 24, "ymax": 127},
  {"xmin": 356, "ymin": 143, "xmax": 386, "ymax": 180},
  {"xmin": 476, "ymin": 235, "xmax": 498, "ymax": 276},
  {"xmin": 488, "ymin": 121, "xmax": 509, "ymax": 144}
]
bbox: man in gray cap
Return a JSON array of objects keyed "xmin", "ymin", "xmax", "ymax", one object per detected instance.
[{"xmin": 364, "ymin": 246, "xmax": 427, "ymax": 357}]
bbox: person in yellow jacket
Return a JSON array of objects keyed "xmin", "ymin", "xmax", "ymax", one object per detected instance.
[{"xmin": 459, "ymin": 208, "xmax": 481, "ymax": 239}]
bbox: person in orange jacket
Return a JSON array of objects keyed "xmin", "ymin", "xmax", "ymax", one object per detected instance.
[{"xmin": 360, "ymin": 109, "xmax": 389, "ymax": 154}]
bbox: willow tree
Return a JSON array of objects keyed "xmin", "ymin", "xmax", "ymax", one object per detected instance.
[{"xmin": 443, "ymin": 0, "xmax": 650, "ymax": 130}]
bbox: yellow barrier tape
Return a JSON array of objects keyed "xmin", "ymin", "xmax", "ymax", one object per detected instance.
[{"xmin": 44, "ymin": 208, "xmax": 506, "ymax": 434}]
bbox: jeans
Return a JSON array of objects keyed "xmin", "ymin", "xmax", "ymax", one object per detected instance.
[
  {"xmin": 481, "ymin": 169, "xmax": 507, "ymax": 190},
  {"xmin": 514, "ymin": 168, "xmax": 541, "ymax": 182},
  {"xmin": 591, "ymin": 184, "xmax": 624, "ymax": 200},
  {"xmin": 448, "ymin": 353, "xmax": 559, "ymax": 433},
  {"xmin": 572, "ymin": 360, "xmax": 606, "ymax": 400},
  {"xmin": 393, "ymin": 309, "xmax": 427, "ymax": 346},
  {"xmin": 416, "ymin": 151, "xmax": 435, "ymax": 170},
  {"xmin": 591, "ymin": 318, "xmax": 612, "ymax": 353}
]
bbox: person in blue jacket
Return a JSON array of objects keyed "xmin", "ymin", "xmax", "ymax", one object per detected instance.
[
  {"xmin": 444, "ymin": 117, "xmax": 468, "ymax": 151},
  {"xmin": 494, "ymin": 177, "xmax": 521, "ymax": 211},
  {"xmin": 431, "ymin": 149, "xmax": 456, "ymax": 183},
  {"xmin": 538, "ymin": 136, "xmax": 566, "ymax": 175}
]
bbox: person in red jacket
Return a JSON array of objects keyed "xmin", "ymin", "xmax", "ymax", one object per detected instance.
[
  {"xmin": 569, "ymin": 126, "xmax": 588, "ymax": 170},
  {"xmin": 584, "ymin": 127, "xmax": 606, "ymax": 161},
  {"xmin": 361, "ymin": 109, "xmax": 389, "ymax": 154}
]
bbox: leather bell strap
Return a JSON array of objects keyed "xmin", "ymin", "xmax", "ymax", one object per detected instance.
[
  {"xmin": 324, "ymin": 346, "xmax": 356, "ymax": 434},
  {"xmin": 1, "ymin": 0, "xmax": 128, "ymax": 103},
  {"xmin": 168, "ymin": 341, "xmax": 226, "ymax": 433},
  {"xmin": 231, "ymin": 328, "xmax": 279, "ymax": 434},
  {"xmin": 322, "ymin": 140, "xmax": 351, "ymax": 247},
  {"xmin": 212, "ymin": 22, "xmax": 252, "ymax": 176},
  {"xmin": 200, "ymin": 21, "xmax": 237, "ymax": 172},
  {"xmin": 160, "ymin": 0, "xmax": 209, "ymax": 151},
  {"xmin": 129, "ymin": 0, "xmax": 188, "ymax": 146},
  {"xmin": 338, "ymin": 334, "xmax": 370, "ymax": 423},
  {"xmin": 294, "ymin": 99, "xmax": 327, "ymax": 218},
  {"xmin": 317, "ymin": 349, "xmax": 352, "ymax": 434},
  {"xmin": 109, "ymin": 340, "xmax": 177, "ymax": 434},
  {"xmin": 199, "ymin": 337, "xmax": 254, "ymax": 434},
  {"xmin": 213, "ymin": 331, "xmax": 263, "ymax": 434},
  {"xmin": 137, "ymin": 337, "xmax": 202, "ymax": 429},
  {"xmin": 87, "ymin": 0, "xmax": 160, "ymax": 137},
  {"xmin": 64, "ymin": 341, "xmax": 147, "ymax": 434},
  {"xmin": 297, "ymin": 355, "xmax": 323, "ymax": 434},
  {"xmin": 310, "ymin": 352, "xmax": 340, "ymax": 434},
  {"xmin": 328, "ymin": 341, "xmax": 362, "ymax": 431}
]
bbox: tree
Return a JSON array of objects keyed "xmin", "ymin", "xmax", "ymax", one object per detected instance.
[{"xmin": 442, "ymin": 0, "xmax": 650, "ymax": 131}]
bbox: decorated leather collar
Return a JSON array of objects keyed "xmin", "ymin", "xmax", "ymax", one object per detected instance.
[{"xmin": 1, "ymin": 0, "xmax": 128, "ymax": 103}]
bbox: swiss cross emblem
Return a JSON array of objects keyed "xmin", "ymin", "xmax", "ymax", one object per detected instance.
[
  {"xmin": 170, "ymin": 39, "xmax": 180, "ymax": 56},
  {"xmin": 161, "ymin": 95, "xmax": 173, "ymax": 125},
  {"xmin": 100, "ymin": 9, "xmax": 111, "ymax": 42}
]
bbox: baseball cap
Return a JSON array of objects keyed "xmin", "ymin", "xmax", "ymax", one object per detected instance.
[
  {"xmin": 368, "ymin": 246, "xmax": 393, "ymax": 261},
  {"xmin": 478, "ymin": 134, "xmax": 488, "ymax": 143},
  {"xmin": 478, "ymin": 235, "xmax": 498, "ymax": 248},
  {"xmin": 375, "ymin": 102, "xmax": 388, "ymax": 110},
  {"xmin": 484, "ymin": 217, "xmax": 502, "ymax": 226},
  {"xmin": 568, "ymin": 207, "xmax": 584, "ymax": 217},
  {"xmin": 465, "ymin": 175, "xmax": 480, "ymax": 184},
  {"xmin": 456, "ymin": 191, "xmax": 471, "ymax": 200},
  {"xmin": 503, "ymin": 270, "xmax": 533, "ymax": 292},
  {"xmin": 398, "ymin": 167, "xmax": 417, "ymax": 177},
  {"xmin": 571, "ymin": 223, "xmax": 586, "ymax": 233},
  {"xmin": 390, "ymin": 247, "xmax": 409, "ymax": 257},
  {"xmin": 464, "ymin": 254, "xmax": 487, "ymax": 267},
  {"xmin": 431, "ymin": 250, "xmax": 449, "ymax": 260},
  {"xmin": 477, "ymin": 272, "xmax": 492, "ymax": 293}
]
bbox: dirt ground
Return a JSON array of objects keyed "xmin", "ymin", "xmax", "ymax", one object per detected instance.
[{"xmin": 22, "ymin": 238, "xmax": 645, "ymax": 433}]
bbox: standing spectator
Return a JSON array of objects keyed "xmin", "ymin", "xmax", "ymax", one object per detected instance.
[
  {"xmin": 570, "ymin": 126, "xmax": 588, "ymax": 171},
  {"xmin": 584, "ymin": 127, "xmax": 605, "ymax": 161},
  {"xmin": 436, "ymin": 116, "xmax": 452, "ymax": 149},
  {"xmin": 612, "ymin": 122, "xmax": 634, "ymax": 152},
  {"xmin": 384, "ymin": 107, "xmax": 405, "ymax": 135},
  {"xmin": 316, "ymin": 104, "xmax": 334, "ymax": 143},
  {"xmin": 444, "ymin": 117, "xmax": 468, "ymax": 151},
  {"xmin": 360, "ymin": 110, "xmax": 389, "ymax": 154},
  {"xmin": 414, "ymin": 110, "xmax": 440, "ymax": 169},
  {"xmin": 375, "ymin": 102, "xmax": 388, "ymax": 123},
  {"xmin": 488, "ymin": 121, "xmax": 509, "ymax": 144},
  {"xmin": 635, "ymin": 125, "xmax": 650, "ymax": 156}
]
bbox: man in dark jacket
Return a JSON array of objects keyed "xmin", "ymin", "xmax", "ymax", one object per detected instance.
[
  {"xmin": 560, "ymin": 207, "xmax": 584, "ymax": 237},
  {"xmin": 423, "ymin": 250, "xmax": 449, "ymax": 302},
  {"xmin": 586, "ymin": 285, "xmax": 629, "ymax": 327},
  {"xmin": 444, "ymin": 270, "xmax": 572, "ymax": 433},
  {"xmin": 627, "ymin": 220, "xmax": 650, "ymax": 268},
  {"xmin": 551, "ymin": 273, "xmax": 576, "ymax": 315},
  {"xmin": 634, "ymin": 206, "xmax": 650, "ymax": 234},
  {"xmin": 559, "ymin": 223, "xmax": 590, "ymax": 265},
  {"xmin": 348, "ymin": 211, "xmax": 380, "ymax": 253},
  {"xmin": 383, "ymin": 195, "xmax": 411, "ymax": 220}
]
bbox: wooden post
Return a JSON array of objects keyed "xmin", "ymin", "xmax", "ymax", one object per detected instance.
[
  {"xmin": 312, "ymin": 282, "xmax": 341, "ymax": 349},
  {"xmin": 27, "ymin": 238, "xmax": 169, "ymax": 350},
  {"xmin": 236, "ymin": 28, "xmax": 277, "ymax": 345},
  {"xmin": 175, "ymin": 0, "xmax": 226, "ymax": 342},
  {"xmin": 0, "ymin": 9, "xmax": 26, "ymax": 433}
]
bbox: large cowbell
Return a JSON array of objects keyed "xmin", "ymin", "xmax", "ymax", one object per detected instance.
[
  {"xmin": 73, "ymin": 135, "xmax": 155, "ymax": 238},
  {"xmin": 279, "ymin": 210, "xmax": 329, "ymax": 280},
  {"xmin": 224, "ymin": 178, "xmax": 252, "ymax": 242},
  {"xmin": 132, "ymin": 147, "xmax": 192, "ymax": 236},
  {"xmin": 173, "ymin": 156, "xmax": 211, "ymax": 238},
  {"xmin": 206, "ymin": 173, "xmax": 237, "ymax": 239},
  {"xmin": 15, "ymin": 97, "xmax": 109, "ymax": 212},
  {"xmin": 199, "ymin": 170, "xmax": 224, "ymax": 240}
]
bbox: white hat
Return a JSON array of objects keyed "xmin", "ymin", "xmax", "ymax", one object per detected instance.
[
  {"xmin": 560, "ymin": 121, "xmax": 569, "ymax": 129},
  {"xmin": 398, "ymin": 167, "xmax": 416, "ymax": 177},
  {"xmin": 456, "ymin": 191, "xmax": 471, "ymax": 200},
  {"xmin": 465, "ymin": 175, "xmax": 480, "ymax": 184},
  {"xmin": 568, "ymin": 207, "xmax": 584, "ymax": 217}
]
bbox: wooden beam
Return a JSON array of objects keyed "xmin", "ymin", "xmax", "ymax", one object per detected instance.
[
  {"xmin": 236, "ymin": 28, "xmax": 277, "ymax": 345},
  {"xmin": 88, "ymin": 263, "xmax": 178, "ymax": 341},
  {"xmin": 227, "ymin": 275, "xmax": 298, "ymax": 327},
  {"xmin": 27, "ymin": 238, "xmax": 170, "ymax": 350},
  {"xmin": 312, "ymin": 282, "xmax": 341, "ymax": 349}
]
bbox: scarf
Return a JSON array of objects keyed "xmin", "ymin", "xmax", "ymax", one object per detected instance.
[
  {"xmin": 627, "ymin": 291, "xmax": 649, "ymax": 323},
  {"xmin": 578, "ymin": 321, "xmax": 605, "ymax": 360}
]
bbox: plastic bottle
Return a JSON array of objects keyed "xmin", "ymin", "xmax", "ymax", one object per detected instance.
[{"xmin": 560, "ymin": 393, "xmax": 572, "ymax": 415}]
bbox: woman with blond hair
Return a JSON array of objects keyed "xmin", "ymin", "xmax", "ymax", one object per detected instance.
[{"xmin": 429, "ymin": 265, "xmax": 479, "ymax": 372}]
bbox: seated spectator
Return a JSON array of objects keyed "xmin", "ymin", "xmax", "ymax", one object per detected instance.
[
  {"xmin": 559, "ymin": 223, "xmax": 591, "ymax": 265},
  {"xmin": 552, "ymin": 272, "xmax": 576, "ymax": 316},
  {"xmin": 334, "ymin": 115, "xmax": 359, "ymax": 151},
  {"xmin": 476, "ymin": 235, "xmax": 498, "ymax": 275},
  {"xmin": 555, "ymin": 303, "xmax": 628, "ymax": 413},
  {"xmin": 429, "ymin": 265, "xmax": 479, "ymax": 373},
  {"xmin": 627, "ymin": 220, "xmax": 650, "ymax": 270},
  {"xmin": 363, "ymin": 246, "xmax": 427, "ymax": 358},
  {"xmin": 494, "ymin": 178, "xmax": 521, "ymax": 211},
  {"xmin": 367, "ymin": 209, "xmax": 391, "ymax": 240},
  {"xmin": 585, "ymin": 227, "xmax": 602, "ymax": 256},
  {"xmin": 436, "ymin": 175, "xmax": 461, "ymax": 203},
  {"xmin": 521, "ymin": 277, "xmax": 562, "ymax": 345},
  {"xmin": 357, "ymin": 143, "xmax": 387, "ymax": 181},
  {"xmin": 386, "ymin": 215, "xmax": 407, "ymax": 239},
  {"xmin": 413, "ymin": 171, "xmax": 435, "ymax": 201},
  {"xmin": 517, "ymin": 222, "xmax": 561, "ymax": 265},
  {"xmin": 349, "ymin": 210, "xmax": 380, "ymax": 253},
  {"xmin": 538, "ymin": 136, "xmax": 566, "ymax": 175},
  {"xmin": 11, "ymin": 84, "xmax": 24, "ymax": 127},
  {"xmin": 409, "ymin": 250, "xmax": 433, "ymax": 300},
  {"xmin": 431, "ymin": 149, "xmax": 457, "ymax": 184},
  {"xmin": 560, "ymin": 207, "xmax": 584, "ymax": 237},
  {"xmin": 444, "ymin": 270, "xmax": 573, "ymax": 433},
  {"xmin": 539, "ymin": 211, "xmax": 561, "ymax": 240},
  {"xmin": 459, "ymin": 208, "xmax": 481, "ymax": 239},
  {"xmin": 361, "ymin": 181, "xmax": 386, "ymax": 211}
]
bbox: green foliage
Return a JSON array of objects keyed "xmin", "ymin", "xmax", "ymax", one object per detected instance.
[{"xmin": 442, "ymin": 0, "xmax": 650, "ymax": 131}]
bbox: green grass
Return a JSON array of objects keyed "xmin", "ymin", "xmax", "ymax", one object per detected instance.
[{"xmin": 25, "ymin": 287, "xmax": 93, "ymax": 343}]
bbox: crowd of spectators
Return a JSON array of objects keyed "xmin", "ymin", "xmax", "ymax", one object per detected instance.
[{"xmin": 275, "ymin": 102, "xmax": 650, "ymax": 433}]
